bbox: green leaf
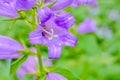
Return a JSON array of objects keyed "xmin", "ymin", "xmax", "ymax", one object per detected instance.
[
  {"xmin": 56, "ymin": 68, "xmax": 79, "ymax": 80},
  {"xmin": 78, "ymin": 35, "xmax": 101, "ymax": 55},
  {"xmin": 10, "ymin": 55, "xmax": 28, "ymax": 75},
  {"xmin": 47, "ymin": 66, "xmax": 79, "ymax": 80}
]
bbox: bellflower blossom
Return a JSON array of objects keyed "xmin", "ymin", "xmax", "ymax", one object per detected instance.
[
  {"xmin": 17, "ymin": 55, "xmax": 67, "ymax": 80},
  {"xmin": 17, "ymin": 48, "xmax": 67, "ymax": 80},
  {"xmin": 0, "ymin": 35, "xmax": 24, "ymax": 59},
  {"xmin": 77, "ymin": 18, "xmax": 96, "ymax": 34},
  {"xmin": 17, "ymin": 56, "xmax": 67, "ymax": 80},
  {"xmin": 71, "ymin": 0, "xmax": 98, "ymax": 7},
  {"xmin": 16, "ymin": 47, "xmax": 66, "ymax": 80},
  {"xmin": 29, "ymin": 7, "xmax": 77, "ymax": 59},
  {"xmin": 17, "ymin": 56, "xmax": 52, "ymax": 79},
  {"xmin": 17, "ymin": 56, "xmax": 38, "ymax": 79},
  {"xmin": 0, "ymin": 0, "xmax": 36, "ymax": 18}
]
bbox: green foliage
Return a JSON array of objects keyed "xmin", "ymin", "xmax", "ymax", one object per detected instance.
[{"xmin": 10, "ymin": 55, "xmax": 28, "ymax": 75}]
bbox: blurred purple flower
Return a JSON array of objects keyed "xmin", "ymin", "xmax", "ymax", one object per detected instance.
[
  {"xmin": 71, "ymin": 0, "xmax": 98, "ymax": 7},
  {"xmin": 51, "ymin": 0, "xmax": 73, "ymax": 11},
  {"xmin": 17, "ymin": 56, "xmax": 53, "ymax": 79},
  {"xmin": 77, "ymin": 18, "xmax": 96, "ymax": 34},
  {"xmin": 108, "ymin": 9, "xmax": 120, "ymax": 21},
  {"xmin": 17, "ymin": 56, "xmax": 37, "ymax": 79},
  {"xmin": 29, "ymin": 7, "xmax": 77, "ymax": 59},
  {"xmin": 0, "ymin": 0, "xmax": 36, "ymax": 18},
  {"xmin": 96, "ymin": 26, "xmax": 113, "ymax": 39},
  {"xmin": 17, "ymin": 55, "xmax": 67, "ymax": 80},
  {"xmin": 46, "ymin": 72, "xmax": 67, "ymax": 80},
  {"xmin": 0, "ymin": 35, "xmax": 24, "ymax": 59}
]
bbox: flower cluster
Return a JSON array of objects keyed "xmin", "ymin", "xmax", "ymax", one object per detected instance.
[{"xmin": 0, "ymin": 0, "xmax": 98, "ymax": 80}]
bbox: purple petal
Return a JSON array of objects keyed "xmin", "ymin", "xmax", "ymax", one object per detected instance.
[
  {"xmin": 48, "ymin": 45, "xmax": 62, "ymax": 59},
  {"xmin": 71, "ymin": 0, "xmax": 98, "ymax": 7},
  {"xmin": 61, "ymin": 32, "xmax": 77, "ymax": 47},
  {"xmin": 51, "ymin": 0, "xmax": 73, "ymax": 11},
  {"xmin": 29, "ymin": 26, "xmax": 43, "ymax": 44},
  {"xmin": 16, "ymin": 0, "xmax": 36, "ymax": 10},
  {"xmin": 17, "ymin": 55, "xmax": 52, "ymax": 79},
  {"xmin": 0, "ymin": 1, "xmax": 18, "ymax": 18},
  {"xmin": 17, "ymin": 56, "xmax": 37, "ymax": 79},
  {"xmin": 46, "ymin": 72, "xmax": 67, "ymax": 80},
  {"xmin": 37, "ymin": 7, "xmax": 54, "ymax": 23},
  {"xmin": 77, "ymin": 18, "xmax": 97, "ymax": 34},
  {"xmin": 55, "ymin": 12, "xmax": 75, "ymax": 29},
  {"xmin": 0, "ymin": 36, "xmax": 24, "ymax": 59}
]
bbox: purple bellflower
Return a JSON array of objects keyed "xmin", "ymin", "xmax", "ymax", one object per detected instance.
[
  {"xmin": 17, "ymin": 55, "xmax": 67, "ymax": 80},
  {"xmin": 29, "ymin": 7, "xmax": 77, "ymax": 59},
  {"xmin": 17, "ymin": 56, "xmax": 38, "ymax": 79},
  {"xmin": 0, "ymin": 0, "xmax": 36, "ymax": 18},
  {"xmin": 17, "ymin": 55, "xmax": 51, "ymax": 79},
  {"xmin": 77, "ymin": 18, "xmax": 96, "ymax": 34},
  {"xmin": 71, "ymin": 0, "xmax": 98, "ymax": 7},
  {"xmin": 0, "ymin": 35, "xmax": 24, "ymax": 59}
]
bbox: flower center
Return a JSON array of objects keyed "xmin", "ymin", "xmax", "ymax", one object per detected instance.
[{"xmin": 42, "ymin": 27, "xmax": 58, "ymax": 40}]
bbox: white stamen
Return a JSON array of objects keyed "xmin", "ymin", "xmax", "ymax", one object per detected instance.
[{"xmin": 42, "ymin": 27, "xmax": 58, "ymax": 40}]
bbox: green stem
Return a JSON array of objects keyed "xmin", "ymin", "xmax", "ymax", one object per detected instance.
[
  {"xmin": 32, "ymin": 8, "xmax": 37, "ymax": 30},
  {"xmin": 35, "ymin": 45, "xmax": 43, "ymax": 76},
  {"xmin": 40, "ymin": 0, "xmax": 44, "ymax": 8},
  {"xmin": 31, "ymin": 7, "xmax": 44, "ymax": 78}
]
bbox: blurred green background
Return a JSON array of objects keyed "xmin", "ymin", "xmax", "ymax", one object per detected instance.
[{"xmin": 0, "ymin": 0, "xmax": 120, "ymax": 80}]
